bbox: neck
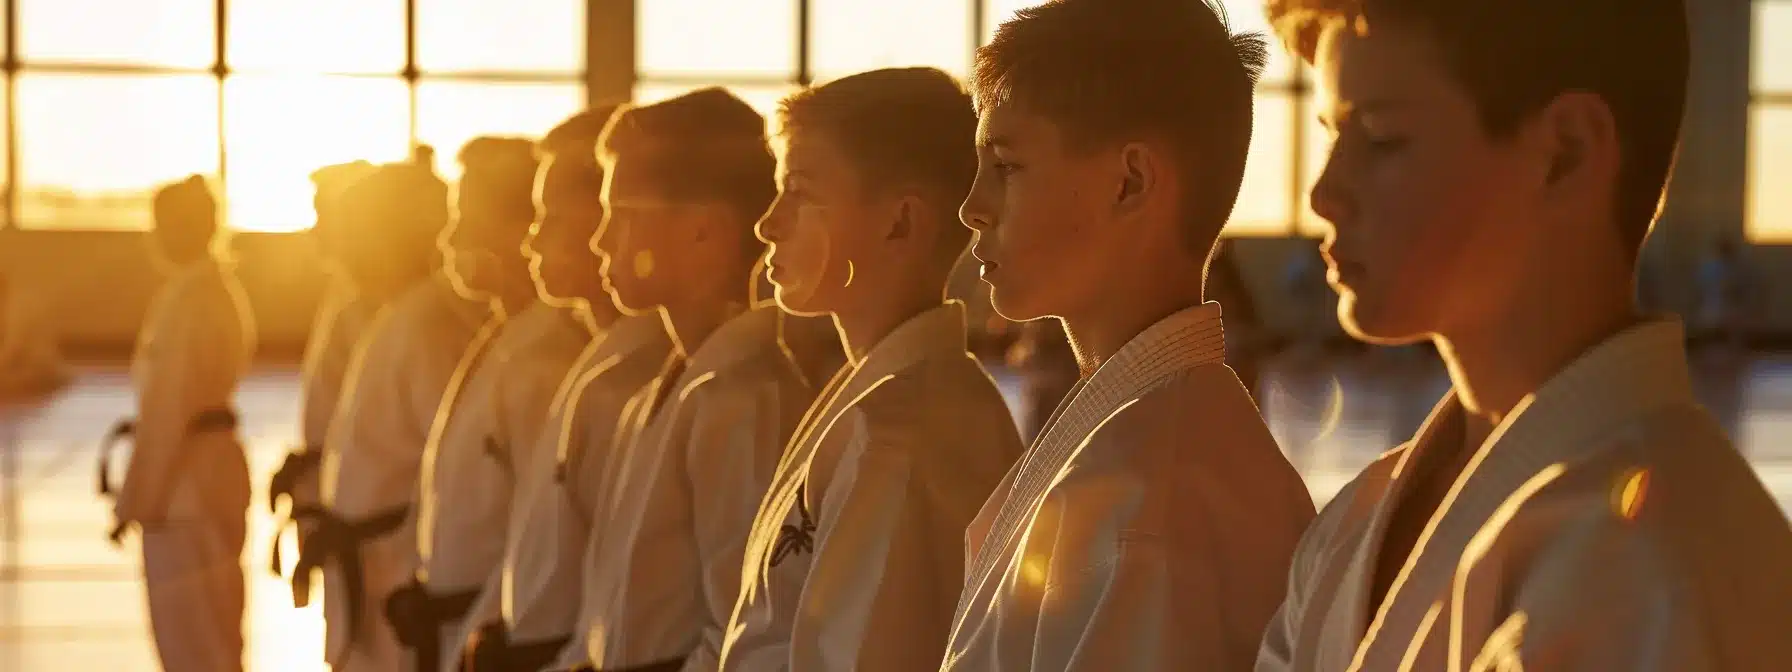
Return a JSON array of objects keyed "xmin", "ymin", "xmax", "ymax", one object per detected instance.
[
  {"xmin": 493, "ymin": 280, "xmax": 537, "ymax": 316},
  {"xmin": 661, "ymin": 293, "xmax": 748, "ymax": 358},
  {"xmin": 833, "ymin": 282, "xmax": 944, "ymax": 365},
  {"xmin": 1061, "ymin": 259, "xmax": 1205, "ymax": 376},
  {"xmin": 579, "ymin": 296, "xmax": 622, "ymax": 334},
  {"xmin": 1434, "ymin": 259, "xmax": 1637, "ymax": 439}
]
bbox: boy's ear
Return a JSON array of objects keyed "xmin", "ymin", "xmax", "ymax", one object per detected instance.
[
  {"xmin": 1541, "ymin": 91, "xmax": 1618, "ymax": 193},
  {"xmin": 1115, "ymin": 142, "xmax": 1160, "ymax": 217},
  {"xmin": 887, "ymin": 193, "xmax": 922, "ymax": 242}
]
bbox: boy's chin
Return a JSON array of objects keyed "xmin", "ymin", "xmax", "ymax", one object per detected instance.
[{"xmin": 1337, "ymin": 294, "xmax": 1431, "ymax": 346}]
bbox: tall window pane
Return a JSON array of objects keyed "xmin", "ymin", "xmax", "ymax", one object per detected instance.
[
  {"xmin": 20, "ymin": 0, "xmax": 214, "ymax": 67},
  {"xmin": 17, "ymin": 75, "xmax": 220, "ymax": 230},
  {"xmin": 639, "ymin": 0, "xmax": 797, "ymax": 78},
  {"xmin": 812, "ymin": 0, "xmax": 973, "ymax": 81},
  {"xmin": 227, "ymin": 0, "xmax": 405, "ymax": 73},
  {"xmin": 1755, "ymin": 3, "xmax": 1792, "ymax": 93},
  {"xmin": 415, "ymin": 81, "xmax": 585, "ymax": 179},
  {"xmin": 1226, "ymin": 94, "xmax": 1295, "ymax": 236},
  {"xmin": 633, "ymin": 83, "xmax": 795, "ymax": 130},
  {"xmin": 1747, "ymin": 107, "xmax": 1792, "ymax": 243},
  {"xmin": 418, "ymin": 0, "xmax": 584, "ymax": 74},
  {"xmin": 224, "ymin": 76, "xmax": 411, "ymax": 232}
]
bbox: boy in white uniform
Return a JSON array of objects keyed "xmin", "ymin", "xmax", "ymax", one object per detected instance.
[
  {"xmin": 398, "ymin": 138, "xmax": 595, "ymax": 672},
  {"xmin": 312, "ymin": 161, "xmax": 491, "ymax": 672},
  {"xmin": 111, "ymin": 176, "xmax": 257, "ymax": 672},
  {"xmin": 1255, "ymin": 0, "xmax": 1792, "ymax": 669},
  {"xmin": 941, "ymin": 2, "xmax": 1317, "ymax": 669},
  {"xmin": 722, "ymin": 67, "xmax": 1024, "ymax": 672},
  {"xmin": 558, "ymin": 88, "xmax": 840, "ymax": 672}
]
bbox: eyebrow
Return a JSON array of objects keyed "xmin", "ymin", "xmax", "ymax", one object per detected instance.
[
  {"xmin": 977, "ymin": 134, "xmax": 1013, "ymax": 152},
  {"xmin": 1318, "ymin": 99, "xmax": 1403, "ymax": 131}
]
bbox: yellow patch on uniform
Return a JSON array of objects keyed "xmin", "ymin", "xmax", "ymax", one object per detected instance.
[
  {"xmin": 843, "ymin": 259, "xmax": 855, "ymax": 288},
  {"xmin": 632, "ymin": 250, "xmax": 655, "ymax": 279},
  {"xmin": 1612, "ymin": 467, "xmax": 1651, "ymax": 522},
  {"xmin": 1019, "ymin": 554, "xmax": 1048, "ymax": 587}
]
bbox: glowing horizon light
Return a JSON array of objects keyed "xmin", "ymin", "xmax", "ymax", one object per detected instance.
[{"xmin": 222, "ymin": 75, "xmax": 411, "ymax": 233}]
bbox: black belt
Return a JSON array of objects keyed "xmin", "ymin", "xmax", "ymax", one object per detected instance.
[
  {"xmin": 286, "ymin": 505, "xmax": 410, "ymax": 640},
  {"xmin": 467, "ymin": 622, "xmax": 572, "ymax": 672},
  {"xmin": 95, "ymin": 408, "xmax": 239, "ymax": 544},
  {"xmin": 95, "ymin": 408, "xmax": 240, "ymax": 498},
  {"xmin": 267, "ymin": 446, "xmax": 324, "ymax": 512},
  {"xmin": 387, "ymin": 579, "xmax": 481, "ymax": 672},
  {"xmin": 588, "ymin": 657, "xmax": 687, "ymax": 672}
]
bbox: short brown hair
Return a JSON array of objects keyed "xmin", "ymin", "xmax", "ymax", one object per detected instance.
[
  {"xmin": 1267, "ymin": 0, "xmax": 1688, "ymax": 255},
  {"xmin": 975, "ymin": 0, "xmax": 1266, "ymax": 255},
  {"xmin": 457, "ymin": 136, "xmax": 541, "ymax": 224},
  {"xmin": 537, "ymin": 106, "xmax": 620, "ymax": 200},
  {"xmin": 778, "ymin": 67, "xmax": 979, "ymax": 263},
  {"xmin": 598, "ymin": 88, "xmax": 777, "ymax": 224}
]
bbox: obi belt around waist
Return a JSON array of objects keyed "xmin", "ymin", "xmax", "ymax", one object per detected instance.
[{"xmin": 94, "ymin": 407, "xmax": 240, "ymax": 499}]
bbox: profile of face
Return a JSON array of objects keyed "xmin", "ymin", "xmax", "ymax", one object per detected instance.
[
  {"xmin": 757, "ymin": 129, "xmax": 887, "ymax": 317},
  {"xmin": 960, "ymin": 103, "xmax": 1124, "ymax": 323},
  {"xmin": 441, "ymin": 181, "xmax": 534, "ymax": 301},
  {"xmin": 594, "ymin": 157, "xmax": 709, "ymax": 316},
  {"xmin": 524, "ymin": 157, "xmax": 607, "ymax": 305},
  {"xmin": 1310, "ymin": 19, "xmax": 1547, "ymax": 344}
]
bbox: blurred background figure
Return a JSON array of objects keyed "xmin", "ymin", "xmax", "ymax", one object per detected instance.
[
  {"xmin": 0, "ymin": 270, "xmax": 69, "ymax": 399},
  {"xmin": 113, "ymin": 175, "xmax": 257, "ymax": 672}
]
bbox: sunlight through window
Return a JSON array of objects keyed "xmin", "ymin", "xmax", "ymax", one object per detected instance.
[
  {"xmin": 16, "ymin": 74, "xmax": 220, "ymax": 230},
  {"xmin": 1747, "ymin": 107, "xmax": 1791, "ymax": 243},
  {"xmin": 1750, "ymin": 2, "xmax": 1791, "ymax": 243},
  {"xmin": 1226, "ymin": 93, "xmax": 1295, "ymax": 236},
  {"xmin": 418, "ymin": 0, "xmax": 584, "ymax": 74},
  {"xmin": 415, "ymin": 81, "xmax": 585, "ymax": 180},
  {"xmin": 810, "ymin": 0, "xmax": 972, "ymax": 81},
  {"xmin": 20, "ymin": 0, "xmax": 214, "ymax": 67},
  {"xmin": 224, "ymin": 76, "xmax": 411, "ymax": 232},
  {"xmin": 227, "ymin": 0, "xmax": 405, "ymax": 73},
  {"xmin": 638, "ymin": 0, "xmax": 797, "ymax": 78}
]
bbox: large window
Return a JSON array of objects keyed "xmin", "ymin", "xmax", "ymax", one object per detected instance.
[
  {"xmin": 6, "ymin": 0, "xmax": 587, "ymax": 232},
  {"xmin": 1750, "ymin": 0, "xmax": 1791, "ymax": 242},
  {"xmin": 638, "ymin": 0, "xmax": 1321, "ymax": 237}
]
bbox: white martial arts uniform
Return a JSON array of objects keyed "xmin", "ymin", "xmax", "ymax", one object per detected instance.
[
  {"xmin": 114, "ymin": 258, "xmax": 256, "ymax": 672},
  {"xmin": 277, "ymin": 277, "xmax": 374, "ymax": 571},
  {"xmin": 319, "ymin": 272, "xmax": 492, "ymax": 671},
  {"xmin": 569, "ymin": 306, "xmax": 826, "ymax": 671},
  {"xmin": 723, "ymin": 301, "xmax": 1025, "ymax": 671},
  {"xmin": 411, "ymin": 302, "xmax": 590, "ymax": 669},
  {"xmin": 455, "ymin": 314, "xmax": 674, "ymax": 667},
  {"xmin": 1255, "ymin": 319, "xmax": 1792, "ymax": 672},
  {"xmin": 943, "ymin": 304, "xmax": 1316, "ymax": 671}
]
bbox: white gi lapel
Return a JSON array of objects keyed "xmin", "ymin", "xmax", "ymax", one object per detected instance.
[
  {"xmin": 1350, "ymin": 320, "xmax": 1695, "ymax": 671},
  {"xmin": 955, "ymin": 303, "xmax": 1227, "ymax": 621}
]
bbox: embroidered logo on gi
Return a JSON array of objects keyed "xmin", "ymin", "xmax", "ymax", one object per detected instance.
[{"xmin": 769, "ymin": 482, "xmax": 816, "ymax": 567}]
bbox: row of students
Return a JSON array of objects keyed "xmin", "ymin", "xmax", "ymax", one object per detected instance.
[{"xmin": 112, "ymin": 0, "xmax": 1792, "ymax": 670}]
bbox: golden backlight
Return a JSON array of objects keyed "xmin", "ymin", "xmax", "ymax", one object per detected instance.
[{"xmin": 8, "ymin": 0, "xmax": 584, "ymax": 233}]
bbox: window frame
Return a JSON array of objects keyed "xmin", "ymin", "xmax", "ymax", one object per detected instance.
[
  {"xmin": 0, "ymin": 0, "xmax": 588, "ymax": 231},
  {"xmin": 634, "ymin": 0, "xmax": 1320, "ymax": 238}
]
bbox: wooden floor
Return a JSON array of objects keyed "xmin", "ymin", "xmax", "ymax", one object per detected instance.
[{"xmin": 2, "ymin": 348, "xmax": 1787, "ymax": 670}]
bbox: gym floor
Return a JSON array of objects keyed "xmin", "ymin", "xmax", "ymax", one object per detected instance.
[{"xmin": 2, "ymin": 349, "xmax": 1786, "ymax": 670}]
